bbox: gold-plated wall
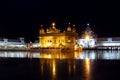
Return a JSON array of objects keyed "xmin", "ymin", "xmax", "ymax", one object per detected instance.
[{"xmin": 39, "ymin": 23, "xmax": 78, "ymax": 50}]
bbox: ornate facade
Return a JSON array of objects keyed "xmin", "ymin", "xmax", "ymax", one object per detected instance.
[
  {"xmin": 78, "ymin": 24, "xmax": 97, "ymax": 48},
  {"xmin": 0, "ymin": 37, "xmax": 27, "ymax": 49},
  {"xmin": 39, "ymin": 23, "xmax": 78, "ymax": 50}
]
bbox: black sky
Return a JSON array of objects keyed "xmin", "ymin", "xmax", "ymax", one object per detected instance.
[{"xmin": 0, "ymin": 0, "xmax": 119, "ymax": 42}]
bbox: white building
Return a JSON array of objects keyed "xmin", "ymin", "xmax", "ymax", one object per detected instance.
[
  {"xmin": 0, "ymin": 37, "xmax": 27, "ymax": 49},
  {"xmin": 96, "ymin": 37, "xmax": 120, "ymax": 49},
  {"xmin": 78, "ymin": 24, "xmax": 97, "ymax": 49},
  {"xmin": 31, "ymin": 40, "xmax": 40, "ymax": 48}
]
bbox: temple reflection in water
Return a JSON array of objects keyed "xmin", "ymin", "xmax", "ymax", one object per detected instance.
[
  {"xmin": 0, "ymin": 50, "xmax": 120, "ymax": 59},
  {"xmin": 0, "ymin": 51, "xmax": 120, "ymax": 80}
]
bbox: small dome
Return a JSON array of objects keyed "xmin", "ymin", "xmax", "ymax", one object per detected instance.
[
  {"xmin": 40, "ymin": 27, "xmax": 45, "ymax": 34},
  {"xmin": 67, "ymin": 22, "xmax": 72, "ymax": 31},
  {"xmin": 67, "ymin": 26, "xmax": 71, "ymax": 31},
  {"xmin": 72, "ymin": 24, "xmax": 76, "ymax": 32}
]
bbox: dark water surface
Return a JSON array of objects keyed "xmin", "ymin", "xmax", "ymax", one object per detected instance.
[{"xmin": 0, "ymin": 50, "xmax": 120, "ymax": 80}]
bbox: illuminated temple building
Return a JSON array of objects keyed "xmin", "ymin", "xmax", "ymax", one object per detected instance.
[
  {"xmin": 77, "ymin": 24, "xmax": 120, "ymax": 49},
  {"xmin": 0, "ymin": 37, "xmax": 27, "ymax": 49},
  {"xmin": 38, "ymin": 22, "xmax": 120, "ymax": 50},
  {"xmin": 78, "ymin": 24, "xmax": 97, "ymax": 49},
  {"xmin": 39, "ymin": 23, "xmax": 78, "ymax": 50},
  {"xmin": 0, "ymin": 22, "xmax": 120, "ymax": 50}
]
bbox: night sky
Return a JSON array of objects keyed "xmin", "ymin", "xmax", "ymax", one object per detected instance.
[{"xmin": 0, "ymin": 0, "xmax": 119, "ymax": 42}]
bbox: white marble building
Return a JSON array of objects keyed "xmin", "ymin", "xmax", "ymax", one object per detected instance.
[
  {"xmin": 78, "ymin": 24, "xmax": 97, "ymax": 49},
  {"xmin": 0, "ymin": 37, "xmax": 27, "ymax": 49}
]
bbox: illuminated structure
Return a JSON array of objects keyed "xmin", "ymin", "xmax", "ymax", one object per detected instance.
[
  {"xmin": 30, "ymin": 40, "xmax": 40, "ymax": 48},
  {"xmin": 78, "ymin": 24, "xmax": 97, "ymax": 48},
  {"xmin": 39, "ymin": 22, "xmax": 78, "ymax": 50},
  {"xmin": 0, "ymin": 37, "xmax": 27, "ymax": 49},
  {"xmin": 77, "ymin": 24, "xmax": 120, "ymax": 49},
  {"xmin": 96, "ymin": 37, "xmax": 120, "ymax": 49}
]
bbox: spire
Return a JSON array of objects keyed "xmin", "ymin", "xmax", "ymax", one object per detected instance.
[
  {"xmin": 73, "ymin": 24, "xmax": 75, "ymax": 27},
  {"xmin": 40, "ymin": 24, "xmax": 45, "ymax": 34},
  {"xmin": 72, "ymin": 24, "xmax": 76, "ymax": 32},
  {"xmin": 52, "ymin": 22, "xmax": 55, "ymax": 29},
  {"xmin": 86, "ymin": 23, "xmax": 91, "ymax": 31},
  {"xmin": 41, "ymin": 24, "xmax": 43, "ymax": 28},
  {"xmin": 68, "ymin": 22, "xmax": 71, "ymax": 26},
  {"xmin": 87, "ymin": 23, "xmax": 90, "ymax": 27},
  {"xmin": 67, "ymin": 22, "xmax": 71, "ymax": 31}
]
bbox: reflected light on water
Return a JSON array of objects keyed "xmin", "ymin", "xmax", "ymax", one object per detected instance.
[
  {"xmin": 74, "ymin": 51, "xmax": 81, "ymax": 59},
  {"xmin": 1, "ymin": 51, "xmax": 120, "ymax": 80},
  {"xmin": 39, "ymin": 59, "xmax": 57, "ymax": 80},
  {"xmin": 73, "ymin": 60, "xmax": 76, "ymax": 73},
  {"xmin": 52, "ymin": 60, "xmax": 56, "ymax": 79},
  {"xmin": 40, "ymin": 60, "xmax": 44, "ymax": 75},
  {"xmin": 1, "ymin": 50, "xmax": 120, "ymax": 59},
  {"xmin": 68, "ymin": 60, "xmax": 71, "ymax": 75},
  {"xmin": 84, "ymin": 58, "xmax": 90, "ymax": 80}
]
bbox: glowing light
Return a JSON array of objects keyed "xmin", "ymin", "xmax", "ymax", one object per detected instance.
[
  {"xmin": 85, "ymin": 35, "xmax": 90, "ymax": 39},
  {"xmin": 87, "ymin": 23, "xmax": 90, "ymax": 26},
  {"xmin": 52, "ymin": 60, "xmax": 56, "ymax": 79},
  {"xmin": 74, "ymin": 45, "xmax": 79, "ymax": 51},
  {"xmin": 85, "ymin": 58, "xmax": 90, "ymax": 73},
  {"xmin": 68, "ymin": 22, "xmax": 71, "ymax": 25},
  {"xmin": 52, "ymin": 22, "xmax": 55, "ymax": 27},
  {"xmin": 40, "ymin": 60, "xmax": 44, "ymax": 75},
  {"xmin": 73, "ymin": 24, "xmax": 75, "ymax": 27},
  {"xmin": 68, "ymin": 61, "xmax": 71, "ymax": 74},
  {"xmin": 85, "ymin": 58, "xmax": 90, "ymax": 74},
  {"xmin": 73, "ymin": 61, "xmax": 76, "ymax": 72},
  {"xmin": 84, "ymin": 58, "xmax": 90, "ymax": 80},
  {"xmin": 74, "ymin": 51, "xmax": 79, "ymax": 59},
  {"xmin": 47, "ymin": 42, "xmax": 52, "ymax": 47},
  {"xmin": 68, "ymin": 40, "xmax": 71, "ymax": 42},
  {"xmin": 101, "ymin": 43, "xmax": 120, "ymax": 46},
  {"xmin": 48, "ymin": 54, "xmax": 51, "ymax": 58}
]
